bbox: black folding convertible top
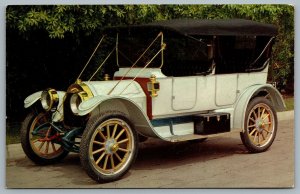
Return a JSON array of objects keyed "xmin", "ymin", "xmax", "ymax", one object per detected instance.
[{"xmin": 107, "ymin": 19, "xmax": 278, "ymax": 36}]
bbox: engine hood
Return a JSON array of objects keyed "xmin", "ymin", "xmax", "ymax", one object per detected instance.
[{"xmin": 83, "ymin": 80, "xmax": 146, "ymax": 99}]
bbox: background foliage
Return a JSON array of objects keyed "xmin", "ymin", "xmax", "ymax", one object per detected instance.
[{"xmin": 6, "ymin": 4, "xmax": 294, "ymax": 122}]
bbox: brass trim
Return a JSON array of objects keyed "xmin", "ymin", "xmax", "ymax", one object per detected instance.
[
  {"xmin": 41, "ymin": 88, "xmax": 59, "ymax": 112},
  {"xmin": 159, "ymin": 32, "xmax": 164, "ymax": 68},
  {"xmin": 67, "ymin": 82, "xmax": 94, "ymax": 114},
  {"xmin": 70, "ymin": 91, "xmax": 89, "ymax": 114},
  {"xmin": 67, "ymin": 82, "xmax": 94, "ymax": 99},
  {"xmin": 104, "ymin": 74, "xmax": 110, "ymax": 81},
  {"xmin": 147, "ymin": 74, "xmax": 160, "ymax": 97}
]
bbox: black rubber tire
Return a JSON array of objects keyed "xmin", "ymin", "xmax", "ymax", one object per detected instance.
[
  {"xmin": 20, "ymin": 112, "xmax": 69, "ymax": 165},
  {"xmin": 80, "ymin": 111, "xmax": 138, "ymax": 183},
  {"xmin": 240, "ymin": 97, "xmax": 278, "ymax": 153},
  {"xmin": 188, "ymin": 138, "xmax": 207, "ymax": 144},
  {"xmin": 138, "ymin": 134, "xmax": 148, "ymax": 143}
]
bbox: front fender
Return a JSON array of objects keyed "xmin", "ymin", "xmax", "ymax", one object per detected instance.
[
  {"xmin": 24, "ymin": 91, "xmax": 66, "ymax": 108},
  {"xmin": 24, "ymin": 91, "xmax": 42, "ymax": 108},
  {"xmin": 233, "ymin": 84, "xmax": 286, "ymax": 131},
  {"xmin": 78, "ymin": 95, "xmax": 113, "ymax": 116},
  {"xmin": 78, "ymin": 96, "xmax": 159, "ymax": 138}
]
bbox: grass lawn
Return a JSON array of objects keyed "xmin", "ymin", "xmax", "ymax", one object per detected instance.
[
  {"xmin": 284, "ymin": 96, "xmax": 294, "ymax": 111},
  {"xmin": 6, "ymin": 122, "xmax": 21, "ymax": 145}
]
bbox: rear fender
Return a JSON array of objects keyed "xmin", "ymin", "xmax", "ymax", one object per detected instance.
[{"xmin": 233, "ymin": 84, "xmax": 286, "ymax": 132}]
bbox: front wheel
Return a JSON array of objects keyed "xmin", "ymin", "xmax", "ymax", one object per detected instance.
[
  {"xmin": 20, "ymin": 112, "xmax": 69, "ymax": 165},
  {"xmin": 240, "ymin": 97, "xmax": 278, "ymax": 153},
  {"xmin": 80, "ymin": 111, "xmax": 138, "ymax": 183}
]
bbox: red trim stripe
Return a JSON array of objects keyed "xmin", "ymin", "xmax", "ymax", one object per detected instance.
[{"xmin": 114, "ymin": 77, "xmax": 152, "ymax": 120}]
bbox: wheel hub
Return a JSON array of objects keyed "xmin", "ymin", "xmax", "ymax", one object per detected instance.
[
  {"xmin": 255, "ymin": 119, "xmax": 265, "ymax": 132},
  {"xmin": 105, "ymin": 138, "xmax": 119, "ymax": 154}
]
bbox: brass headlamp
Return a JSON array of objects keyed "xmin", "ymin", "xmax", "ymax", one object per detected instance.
[
  {"xmin": 70, "ymin": 91, "xmax": 89, "ymax": 114},
  {"xmin": 41, "ymin": 88, "xmax": 59, "ymax": 112},
  {"xmin": 68, "ymin": 80, "xmax": 94, "ymax": 115},
  {"xmin": 147, "ymin": 75, "xmax": 160, "ymax": 97}
]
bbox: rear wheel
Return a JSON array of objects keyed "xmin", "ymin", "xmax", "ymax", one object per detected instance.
[
  {"xmin": 240, "ymin": 97, "xmax": 277, "ymax": 153},
  {"xmin": 20, "ymin": 112, "xmax": 69, "ymax": 165},
  {"xmin": 80, "ymin": 111, "xmax": 138, "ymax": 183}
]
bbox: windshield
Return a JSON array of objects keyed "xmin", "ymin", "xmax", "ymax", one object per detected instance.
[
  {"xmin": 117, "ymin": 28, "xmax": 163, "ymax": 68},
  {"xmin": 115, "ymin": 28, "xmax": 212, "ymax": 77}
]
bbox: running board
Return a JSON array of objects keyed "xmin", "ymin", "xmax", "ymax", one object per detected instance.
[{"xmin": 164, "ymin": 131, "xmax": 238, "ymax": 142}]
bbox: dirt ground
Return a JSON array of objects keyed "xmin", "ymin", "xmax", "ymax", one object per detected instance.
[{"xmin": 6, "ymin": 112, "xmax": 294, "ymax": 188}]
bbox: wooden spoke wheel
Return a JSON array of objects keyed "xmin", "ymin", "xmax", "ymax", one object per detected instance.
[
  {"xmin": 240, "ymin": 97, "xmax": 278, "ymax": 153},
  {"xmin": 80, "ymin": 111, "xmax": 138, "ymax": 183},
  {"xmin": 20, "ymin": 112, "xmax": 69, "ymax": 165}
]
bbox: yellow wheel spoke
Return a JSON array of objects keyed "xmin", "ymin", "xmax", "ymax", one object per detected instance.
[
  {"xmin": 38, "ymin": 141, "xmax": 45, "ymax": 151},
  {"xmin": 51, "ymin": 142, "xmax": 57, "ymax": 152},
  {"xmin": 253, "ymin": 131, "xmax": 258, "ymax": 142},
  {"xmin": 249, "ymin": 128, "xmax": 257, "ymax": 136},
  {"xmin": 261, "ymin": 108, "xmax": 266, "ymax": 119},
  {"xmin": 106, "ymin": 125, "xmax": 110, "ymax": 138},
  {"xmin": 115, "ymin": 152, "xmax": 122, "ymax": 162},
  {"xmin": 261, "ymin": 131, "xmax": 266, "ymax": 140},
  {"xmin": 248, "ymin": 124, "xmax": 256, "ymax": 128},
  {"xmin": 257, "ymin": 133, "xmax": 260, "ymax": 145},
  {"xmin": 118, "ymin": 148, "xmax": 129, "ymax": 153},
  {"xmin": 263, "ymin": 128, "xmax": 271, "ymax": 134},
  {"xmin": 257, "ymin": 107, "xmax": 261, "ymax": 118},
  {"xmin": 32, "ymin": 139, "xmax": 39, "ymax": 143},
  {"xmin": 111, "ymin": 124, "xmax": 118, "ymax": 138},
  {"xmin": 115, "ymin": 129, "xmax": 125, "ymax": 141},
  {"xmin": 92, "ymin": 148, "xmax": 105, "ymax": 155},
  {"xmin": 117, "ymin": 138, "xmax": 129, "ymax": 144},
  {"xmin": 45, "ymin": 141, "xmax": 49, "ymax": 154},
  {"xmin": 103, "ymin": 155, "xmax": 109, "ymax": 170},
  {"xmin": 98, "ymin": 130, "xmax": 107, "ymax": 141},
  {"xmin": 252, "ymin": 110, "xmax": 258, "ymax": 119},
  {"xmin": 45, "ymin": 127, "xmax": 51, "ymax": 138},
  {"xmin": 110, "ymin": 155, "xmax": 115, "ymax": 169},
  {"xmin": 249, "ymin": 117, "xmax": 256, "ymax": 123},
  {"xmin": 93, "ymin": 140, "xmax": 105, "ymax": 145},
  {"xmin": 262, "ymin": 114, "xmax": 270, "ymax": 121},
  {"xmin": 95, "ymin": 152, "xmax": 106, "ymax": 165},
  {"xmin": 264, "ymin": 122, "xmax": 272, "ymax": 125}
]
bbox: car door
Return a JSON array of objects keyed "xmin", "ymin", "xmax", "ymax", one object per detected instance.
[
  {"xmin": 215, "ymin": 74, "xmax": 238, "ymax": 106},
  {"xmin": 172, "ymin": 77, "xmax": 197, "ymax": 110}
]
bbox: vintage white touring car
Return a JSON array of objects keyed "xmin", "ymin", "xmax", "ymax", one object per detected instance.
[{"xmin": 21, "ymin": 19, "xmax": 286, "ymax": 183}]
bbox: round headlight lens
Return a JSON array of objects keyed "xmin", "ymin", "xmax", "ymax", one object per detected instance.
[
  {"xmin": 41, "ymin": 89, "xmax": 59, "ymax": 112},
  {"xmin": 70, "ymin": 91, "xmax": 88, "ymax": 115}
]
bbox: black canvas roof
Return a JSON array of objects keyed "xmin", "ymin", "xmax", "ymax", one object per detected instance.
[{"xmin": 106, "ymin": 19, "xmax": 278, "ymax": 36}]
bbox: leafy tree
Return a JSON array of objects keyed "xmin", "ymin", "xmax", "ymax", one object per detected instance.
[{"xmin": 6, "ymin": 5, "xmax": 294, "ymax": 121}]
